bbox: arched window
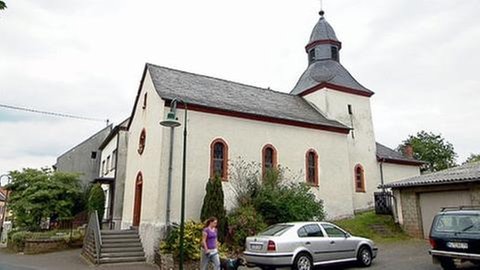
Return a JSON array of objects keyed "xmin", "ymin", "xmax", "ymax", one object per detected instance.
[
  {"xmin": 305, "ymin": 149, "xmax": 319, "ymax": 186},
  {"xmin": 210, "ymin": 138, "xmax": 228, "ymax": 180},
  {"xmin": 138, "ymin": 129, "xmax": 146, "ymax": 155},
  {"xmin": 262, "ymin": 144, "xmax": 278, "ymax": 177},
  {"xmin": 354, "ymin": 164, "xmax": 366, "ymax": 192}
]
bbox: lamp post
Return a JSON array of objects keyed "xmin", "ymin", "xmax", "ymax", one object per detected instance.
[
  {"xmin": 0, "ymin": 174, "xmax": 12, "ymax": 238},
  {"xmin": 160, "ymin": 98, "xmax": 187, "ymax": 270}
]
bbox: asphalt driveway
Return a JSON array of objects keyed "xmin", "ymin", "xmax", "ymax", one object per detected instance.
[{"xmin": 320, "ymin": 240, "xmax": 476, "ymax": 270}]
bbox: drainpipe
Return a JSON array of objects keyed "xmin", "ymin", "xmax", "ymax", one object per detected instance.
[
  {"xmin": 379, "ymin": 159, "xmax": 385, "ymax": 193},
  {"xmin": 165, "ymin": 125, "xmax": 175, "ymax": 233}
]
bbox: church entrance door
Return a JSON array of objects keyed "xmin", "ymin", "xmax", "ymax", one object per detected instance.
[{"xmin": 133, "ymin": 173, "xmax": 143, "ymax": 227}]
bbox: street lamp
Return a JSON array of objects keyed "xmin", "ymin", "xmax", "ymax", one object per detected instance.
[
  {"xmin": 160, "ymin": 98, "xmax": 187, "ymax": 270},
  {"xmin": 0, "ymin": 174, "xmax": 12, "ymax": 238}
]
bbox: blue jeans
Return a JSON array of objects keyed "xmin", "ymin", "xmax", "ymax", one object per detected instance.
[{"xmin": 200, "ymin": 248, "xmax": 220, "ymax": 270}]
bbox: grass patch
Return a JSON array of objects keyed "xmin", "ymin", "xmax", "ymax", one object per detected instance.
[{"xmin": 333, "ymin": 211, "xmax": 410, "ymax": 243}]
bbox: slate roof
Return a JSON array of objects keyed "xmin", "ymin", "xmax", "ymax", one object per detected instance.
[
  {"xmin": 309, "ymin": 16, "xmax": 339, "ymax": 44},
  {"xmin": 376, "ymin": 142, "xmax": 425, "ymax": 165},
  {"xmin": 290, "ymin": 60, "xmax": 374, "ymax": 95},
  {"xmin": 146, "ymin": 63, "xmax": 349, "ymax": 131},
  {"xmin": 382, "ymin": 161, "xmax": 480, "ymax": 189}
]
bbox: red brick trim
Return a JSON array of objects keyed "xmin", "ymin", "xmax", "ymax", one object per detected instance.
[
  {"xmin": 305, "ymin": 149, "xmax": 319, "ymax": 187},
  {"xmin": 210, "ymin": 138, "xmax": 229, "ymax": 181},
  {"xmin": 305, "ymin": 39, "xmax": 342, "ymax": 52},
  {"xmin": 262, "ymin": 144, "xmax": 278, "ymax": 178},
  {"xmin": 138, "ymin": 128, "xmax": 146, "ymax": 155},
  {"xmin": 299, "ymin": 82, "xmax": 374, "ymax": 98},
  {"xmin": 165, "ymin": 101, "xmax": 350, "ymax": 135},
  {"xmin": 354, "ymin": 164, "xmax": 366, "ymax": 193}
]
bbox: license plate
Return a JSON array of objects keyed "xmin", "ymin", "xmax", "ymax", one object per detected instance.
[
  {"xmin": 446, "ymin": 242, "xmax": 468, "ymax": 249},
  {"xmin": 250, "ymin": 244, "xmax": 262, "ymax": 251}
]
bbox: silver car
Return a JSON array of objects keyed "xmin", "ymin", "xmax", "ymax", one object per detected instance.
[{"xmin": 243, "ymin": 222, "xmax": 378, "ymax": 270}]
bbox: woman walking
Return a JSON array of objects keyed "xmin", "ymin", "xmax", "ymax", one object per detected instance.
[{"xmin": 201, "ymin": 217, "xmax": 220, "ymax": 270}]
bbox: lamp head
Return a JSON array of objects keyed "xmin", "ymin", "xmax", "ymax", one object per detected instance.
[{"xmin": 160, "ymin": 111, "xmax": 181, "ymax": 128}]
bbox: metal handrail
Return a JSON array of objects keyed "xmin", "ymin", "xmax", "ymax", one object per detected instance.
[{"xmin": 83, "ymin": 211, "xmax": 102, "ymax": 263}]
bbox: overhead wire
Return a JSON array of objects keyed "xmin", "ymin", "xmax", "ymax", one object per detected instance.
[{"xmin": 0, "ymin": 103, "xmax": 109, "ymax": 124}]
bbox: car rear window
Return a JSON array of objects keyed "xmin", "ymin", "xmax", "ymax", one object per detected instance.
[
  {"xmin": 258, "ymin": 224, "xmax": 293, "ymax": 236},
  {"xmin": 433, "ymin": 214, "xmax": 480, "ymax": 233}
]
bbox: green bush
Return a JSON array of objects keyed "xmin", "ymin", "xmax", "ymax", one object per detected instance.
[
  {"xmin": 226, "ymin": 205, "xmax": 267, "ymax": 251},
  {"xmin": 160, "ymin": 220, "xmax": 204, "ymax": 261},
  {"xmin": 9, "ymin": 231, "xmax": 32, "ymax": 251},
  {"xmin": 253, "ymin": 182, "xmax": 325, "ymax": 225},
  {"xmin": 87, "ymin": 183, "xmax": 105, "ymax": 222}
]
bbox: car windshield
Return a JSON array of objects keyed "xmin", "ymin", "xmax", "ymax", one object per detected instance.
[
  {"xmin": 433, "ymin": 214, "xmax": 480, "ymax": 233},
  {"xmin": 258, "ymin": 224, "xmax": 293, "ymax": 236}
]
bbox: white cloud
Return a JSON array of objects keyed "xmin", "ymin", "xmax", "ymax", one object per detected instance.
[{"xmin": 0, "ymin": 0, "xmax": 479, "ymax": 177}]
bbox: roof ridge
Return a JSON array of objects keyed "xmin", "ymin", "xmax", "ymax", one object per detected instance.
[{"xmin": 146, "ymin": 63, "xmax": 297, "ymax": 98}]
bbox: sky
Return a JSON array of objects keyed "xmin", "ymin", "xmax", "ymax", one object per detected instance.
[{"xmin": 0, "ymin": 0, "xmax": 479, "ymax": 181}]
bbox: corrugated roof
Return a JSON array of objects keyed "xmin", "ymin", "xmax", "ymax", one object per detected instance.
[
  {"xmin": 376, "ymin": 142, "xmax": 425, "ymax": 165},
  {"xmin": 382, "ymin": 161, "xmax": 480, "ymax": 188},
  {"xmin": 147, "ymin": 63, "xmax": 349, "ymax": 131},
  {"xmin": 0, "ymin": 189, "xmax": 5, "ymax": 201}
]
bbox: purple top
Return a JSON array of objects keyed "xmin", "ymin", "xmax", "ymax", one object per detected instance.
[{"xmin": 203, "ymin": 227, "xmax": 217, "ymax": 249}]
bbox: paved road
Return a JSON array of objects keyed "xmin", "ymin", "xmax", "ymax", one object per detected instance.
[
  {"xmin": 320, "ymin": 240, "xmax": 476, "ymax": 270},
  {"xmin": 0, "ymin": 248, "xmax": 158, "ymax": 270},
  {"xmin": 0, "ymin": 240, "xmax": 477, "ymax": 270}
]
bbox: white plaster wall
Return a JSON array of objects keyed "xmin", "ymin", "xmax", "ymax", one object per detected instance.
[
  {"xmin": 99, "ymin": 135, "xmax": 118, "ymax": 178},
  {"xmin": 304, "ymin": 88, "xmax": 380, "ymax": 211},
  {"xmin": 380, "ymin": 163, "xmax": 420, "ymax": 225},
  {"xmin": 121, "ymin": 70, "xmax": 166, "ymax": 261},
  {"xmin": 159, "ymin": 108, "xmax": 355, "ymax": 224},
  {"xmin": 380, "ymin": 163, "xmax": 420, "ymax": 185}
]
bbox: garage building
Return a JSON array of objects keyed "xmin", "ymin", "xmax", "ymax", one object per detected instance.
[{"xmin": 383, "ymin": 161, "xmax": 480, "ymax": 238}]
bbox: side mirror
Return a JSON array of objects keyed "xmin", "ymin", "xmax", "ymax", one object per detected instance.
[{"xmin": 345, "ymin": 233, "xmax": 351, "ymax": 238}]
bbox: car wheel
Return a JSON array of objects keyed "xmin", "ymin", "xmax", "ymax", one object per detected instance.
[
  {"xmin": 357, "ymin": 246, "xmax": 372, "ymax": 267},
  {"xmin": 293, "ymin": 252, "xmax": 313, "ymax": 270},
  {"xmin": 440, "ymin": 258, "xmax": 456, "ymax": 270}
]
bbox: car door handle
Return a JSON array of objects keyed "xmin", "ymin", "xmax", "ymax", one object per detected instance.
[
  {"xmin": 305, "ymin": 241, "xmax": 311, "ymax": 245},
  {"xmin": 330, "ymin": 241, "xmax": 335, "ymax": 244}
]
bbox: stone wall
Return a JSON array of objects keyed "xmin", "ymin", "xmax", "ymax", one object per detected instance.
[{"xmin": 24, "ymin": 239, "xmax": 67, "ymax": 254}]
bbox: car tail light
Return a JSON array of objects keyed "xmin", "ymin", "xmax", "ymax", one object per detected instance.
[
  {"xmin": 267, "ymin": 240, "xmax": 276, "ymax": 251},
  {"xmin": 429, "ymin": 238, "xmax": 436, "ymax": 249}
]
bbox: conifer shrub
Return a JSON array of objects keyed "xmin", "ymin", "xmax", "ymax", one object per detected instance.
[
  {"xmin": 200, "ymin": 175, "xmax": 227, "ymax": 242},
  {"xmin": 87, "ymin": 183, "xmax": 105, "ymax": 222}
]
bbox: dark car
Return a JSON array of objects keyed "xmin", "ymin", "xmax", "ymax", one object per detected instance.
[{"xmin": 429, "ymin": 207, "xmax": 480, "ymax": 269}]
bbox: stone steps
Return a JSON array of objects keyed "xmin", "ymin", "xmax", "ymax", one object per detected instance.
[{"xmin": 83, "ymin": 229, "xmax": 146, "ymax": 264}]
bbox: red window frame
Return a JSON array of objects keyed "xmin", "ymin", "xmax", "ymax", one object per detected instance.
[
  {"xmin": 262, "ymin": 144, "xmax": 278, "ymax": 177},
  {"xmin": 354, "ymin": 164, "xmax": 366, "ymax": 192},
  {"xmin": 210, "ymin": 138, "xmax": 229, "ymax": 181},
  {"xmin": 305, "ymin": 149, "xmax": 319, "ymax": 186}
]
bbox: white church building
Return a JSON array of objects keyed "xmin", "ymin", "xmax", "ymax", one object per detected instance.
[{"xmin": 120, "ymin": 11, "xmax": 423, "ymax": 260}]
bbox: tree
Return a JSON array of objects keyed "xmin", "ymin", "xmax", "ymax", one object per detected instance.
[
  {"xmin": 200, "ymin": 175, "xmax": 227, "ymax": 242},
  {"xmin": 6, "ymin": 168, "xmax": 83, "ymax": 231},
  {"xmin": 464, "ymin": 153, "xmax": 480, "ymax": 164},
  {"xmin": 397, "ymin": 131, "xmax": 457, "ymax": 173},
  {"xmin": 87, "ymin": 183, "xmax": 106, "ymax": 223},
  {"xmin": 0, "ymin": 1, "xmax": 6, "ymax": 11}
]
